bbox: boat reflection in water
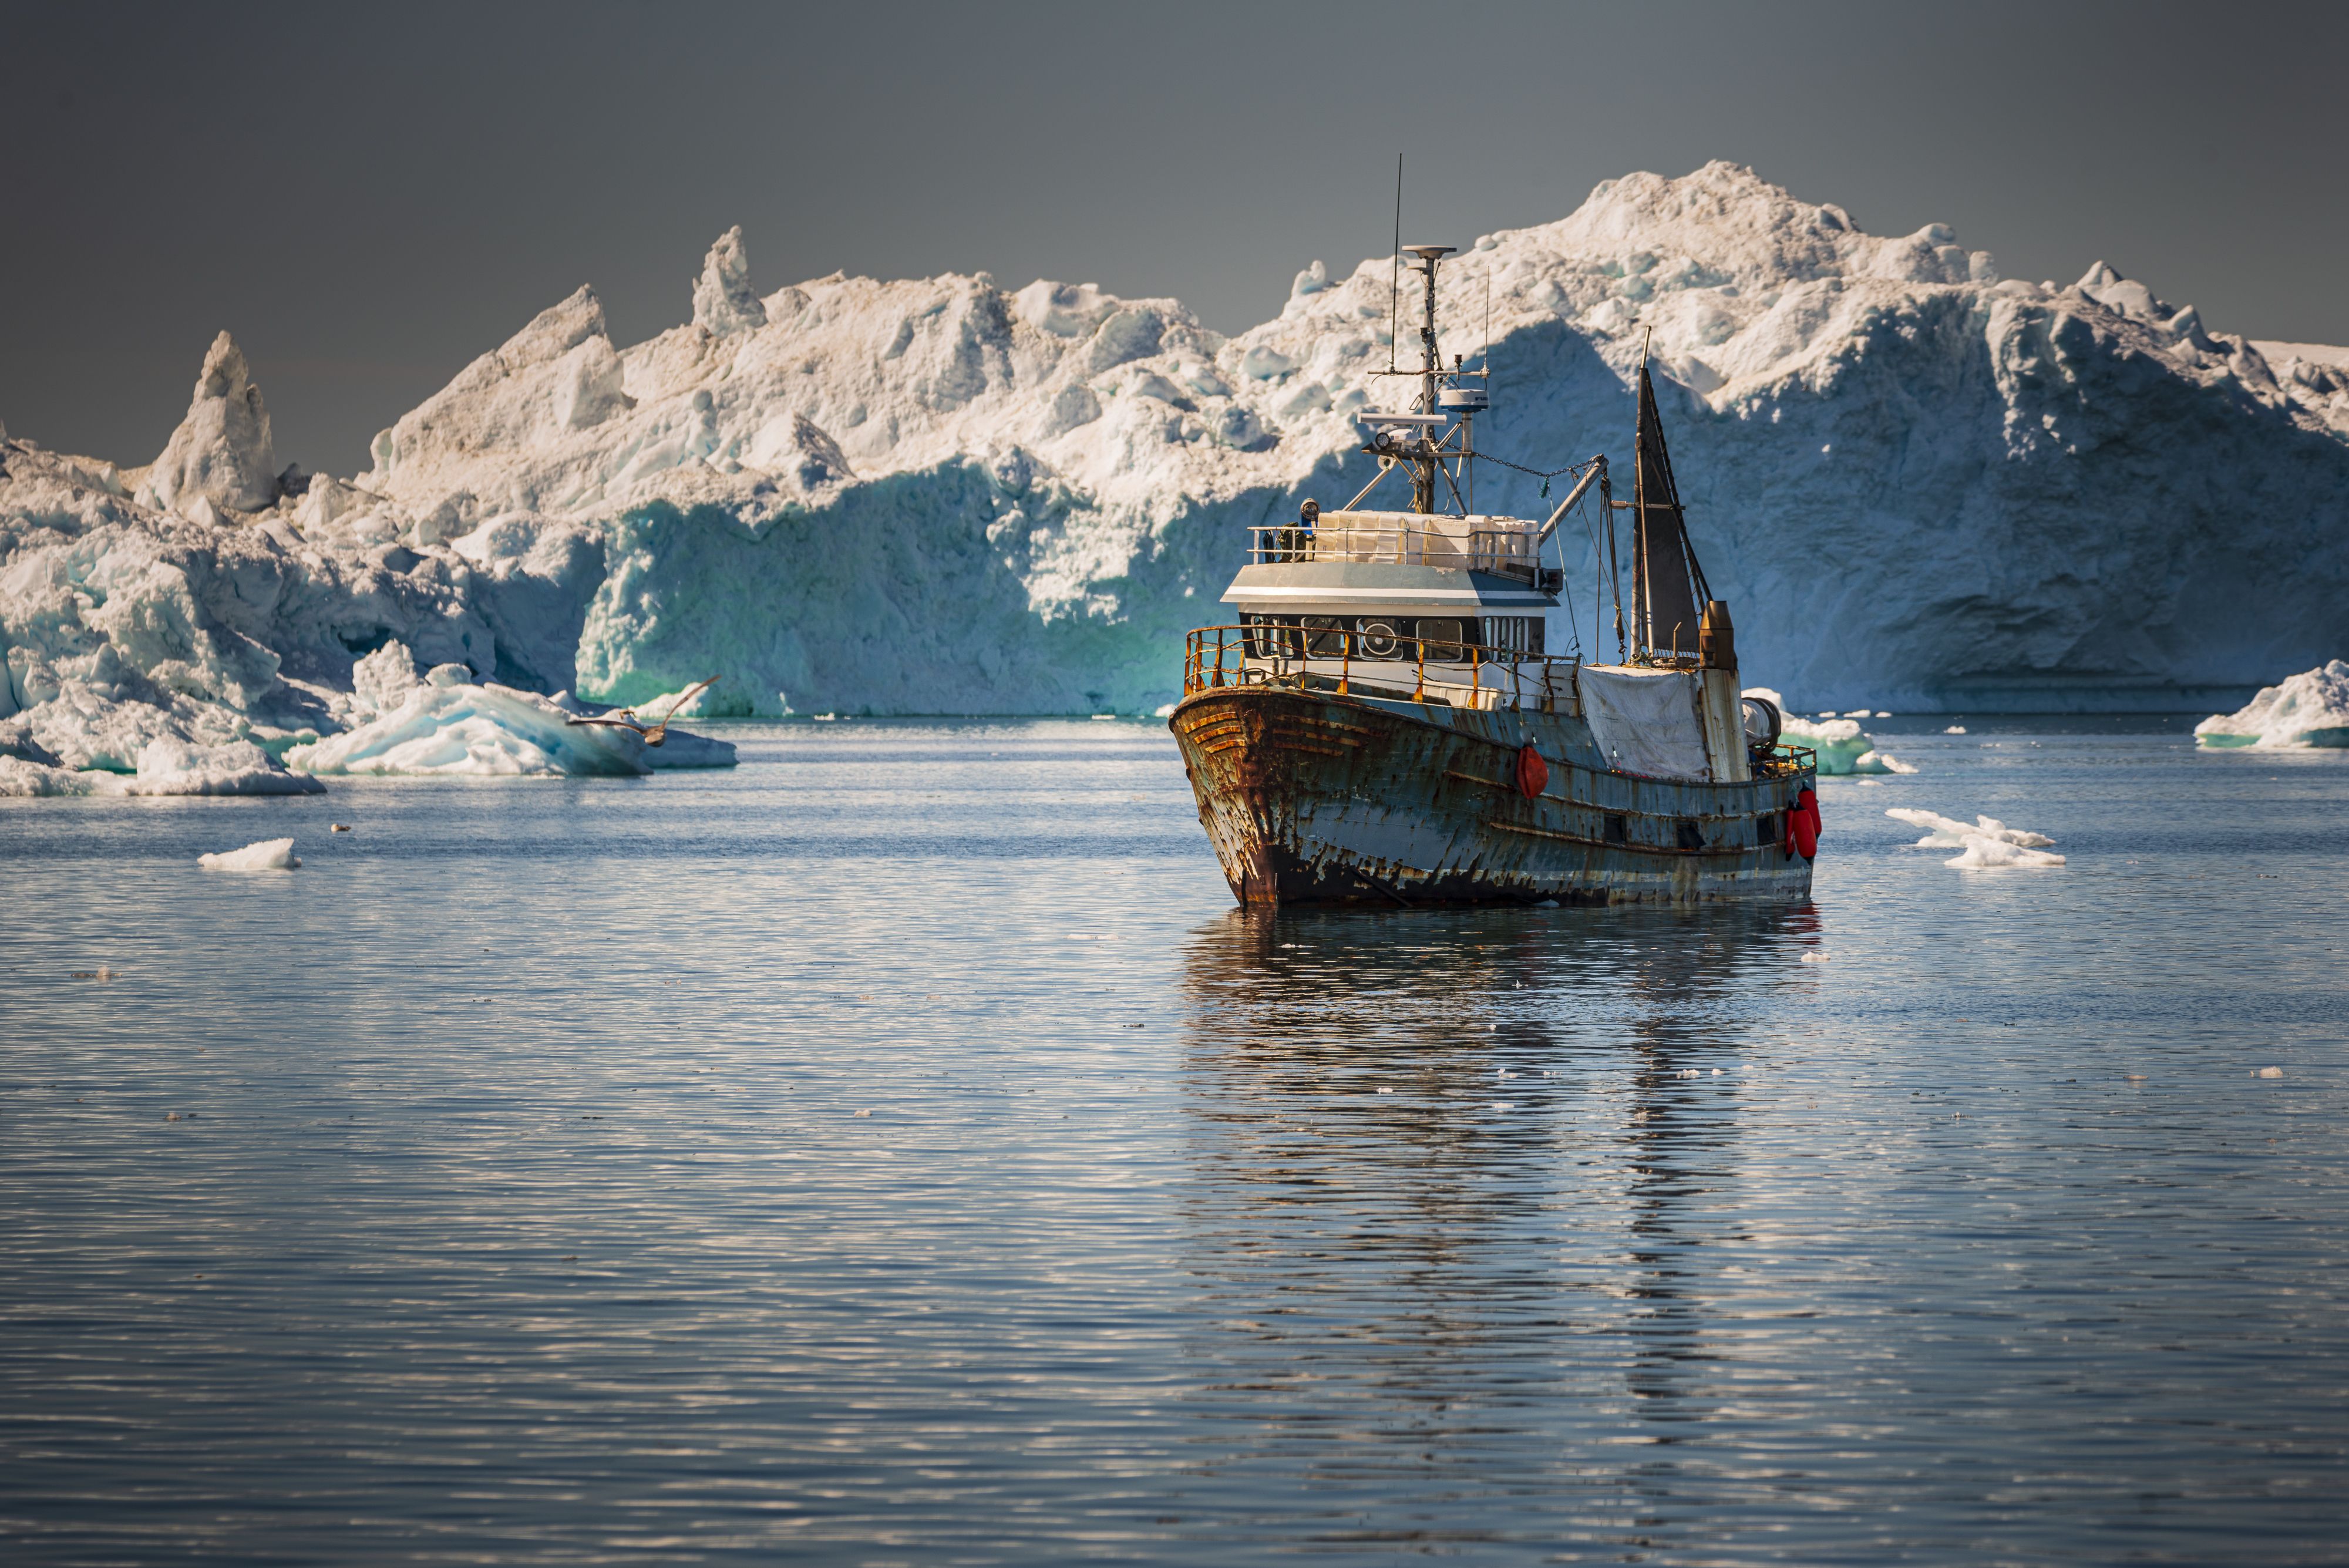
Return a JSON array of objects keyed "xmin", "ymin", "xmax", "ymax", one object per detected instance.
[{"xmin": 1172, "ymin": 902, "xmax": 1823, "ymax": 1547}]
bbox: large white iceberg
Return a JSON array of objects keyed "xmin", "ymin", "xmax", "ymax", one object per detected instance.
[
  {"xmin": 2194, "ymin": 660, "xmax": 2349, "ymax": 748},
  {"xmin": 6, "ymin": 160, "xmax": 2349, "ymax": 758}
]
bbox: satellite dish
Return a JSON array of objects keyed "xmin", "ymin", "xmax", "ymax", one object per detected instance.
[{"xmin": 1438, "ymin": 386, "xmax": 1489, "ymax": 415}]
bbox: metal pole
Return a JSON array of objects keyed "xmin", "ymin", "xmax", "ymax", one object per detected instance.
[
  {"xmin": 1600, "ymin": 466, "xmax": 1626, "ymax": 662},
  {"xmin": 1535, "ymin": 463, "xmax": 1604, "ymax": 544}
]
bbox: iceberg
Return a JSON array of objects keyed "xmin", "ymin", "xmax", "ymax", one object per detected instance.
[
  {"xmin": 5, "ymin": 161, "xmax": 2349, "ymax": 758},
  {"xmin": 281, "ymin": 664, "xmax": 734, "ymax": 777},
  {"xmin": 2194, "ymin": 660, "xmax": 2349, "ymax": 748},
  {"xmin": 287, "ymin": 680, "xmax": 653, "ymax": 777},
  {"xmin": 197, "ymin": 837, "xmax": 300, "ymax": 870}
]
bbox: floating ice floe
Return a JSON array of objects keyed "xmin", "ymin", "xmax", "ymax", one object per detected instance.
[
  {"xmin": 0, "ymin": 756, "xmax": 111, "ymax": 796},
  {"xmin": 2194, "ymin": 660, "xmax": 2349, "ymax": 749},
  {"xmin": 1886, "ymin": 807, "xmax": 2064, "ymax": 868},
  {"xmin": 1885, "ymin": 809, "xmax": 2054, "ymax": 849},
  {"xmin": 127, "ymin": 738, "xmax": 324, "ymax": 795},
  {"xmin": 291, "ymin": 678, "xmax": 686, "ymax": 776},
  {"xmin": 198, "ymin": 837, "xmax": 299, "ymax": 870},
  {"xmin": 1746, "ymin": 688, "xmax": 1916, "ymax": 774}
]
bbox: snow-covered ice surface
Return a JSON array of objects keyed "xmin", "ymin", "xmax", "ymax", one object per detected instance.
[
  {"xmin": 277, "ymin": 642, "xmax": 733, "ymax": 777},
  {"xmin": 287, "ymin": 681, "xmax": 652, "ymax": 777},
  {"xmin": 2194, "ymin": 660, "xmax": 2349, "ymax": 749},
  {"xmin": 196, "ymin": 836, "xmax": 299, "ymax": 870},
  {"xmin": 1886, "ymin": 806, "xmax": 2064, "ymax": 867},
  {"xmin": 8, "ymin": 160, "xmax": 2349, "ymax": 777}
]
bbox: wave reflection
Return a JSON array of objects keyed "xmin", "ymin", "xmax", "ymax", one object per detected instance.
[{"xmin": 1170, "ymin": 903, "xmax": 1822, "ymax": 1550}]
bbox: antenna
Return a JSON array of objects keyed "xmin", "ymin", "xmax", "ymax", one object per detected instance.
[{"xmin": 1389, "ymin": 154, "xmax": 1402, "ymax": 374}]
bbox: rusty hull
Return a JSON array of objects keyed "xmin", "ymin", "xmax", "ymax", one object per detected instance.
[{"xmin": 1170, "ymin": 685, "xmax": 1816, "ymax": 906}]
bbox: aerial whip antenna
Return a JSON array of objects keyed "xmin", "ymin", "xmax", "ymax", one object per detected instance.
[{"xmin": 1389, "ymin": 153, "xmax": 1402, "ymax": 374}]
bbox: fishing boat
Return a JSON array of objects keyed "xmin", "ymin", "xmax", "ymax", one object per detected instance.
[{"xmin": 1168, "ymin": 242, "xmax": 1820, "ymax": 906}]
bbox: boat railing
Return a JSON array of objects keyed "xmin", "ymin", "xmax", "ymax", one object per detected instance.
[
  {"xmin": 1754, "ymin": 743, "xmax": 1818, "ymax": 778},
  {"xmin": 1182, "ymin": 624, "xmax": 1579, "ymax": 712},
  {"xmin": 1249, "ymin": 514, "xmax": 1538, "ymax": 580}
]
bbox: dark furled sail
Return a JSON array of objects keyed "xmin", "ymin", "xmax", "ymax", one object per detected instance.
[{"xmin": 1631, "ymin": 365, "xmax": 1711, "ymax": 660}]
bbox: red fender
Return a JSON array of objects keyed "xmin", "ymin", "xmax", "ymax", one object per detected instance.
[
  {"xmin": 1789, "ymin": 788, "xmax": 1820, "ymax": 860},
  {"xmin": 1515, "ymin": 743, "xmax": 1548, "ymax": 799}
]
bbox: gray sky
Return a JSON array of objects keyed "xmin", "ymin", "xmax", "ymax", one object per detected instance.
[{"xmin": 5, "ymin": 0, "xmax": 2344, "ymax": 475}]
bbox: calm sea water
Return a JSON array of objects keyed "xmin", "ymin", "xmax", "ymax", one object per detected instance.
[{"xmin": 3, "ymin": 721, "xmax": 2345, "ymax": 1564}]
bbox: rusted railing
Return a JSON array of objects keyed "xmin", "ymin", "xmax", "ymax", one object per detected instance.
[
  {"xmin": 1754, "ymin": 743, "xmax": 1818, "ymax": 778},
  {"xmin": 1248, "ymin": 517, "xmax": 1537, "ymax": 580},
  {"xmin": 1182, "ymin": 624, "xmax": 1578, "ymax": 712}
]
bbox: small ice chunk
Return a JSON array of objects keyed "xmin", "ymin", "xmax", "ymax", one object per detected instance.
[
  {"xmin": 1800, "ymin": 951, "xmax": 1829, "ymax": 964},
  {"xmin": 1944, "ymin": 725, "xmax": 1967, "ymax": 734},
  {"xmin": 2255, "ymin": 1066, "xmax": 2283, "ymax": 1078},
  {"xmin": 1943, "ymin": 837, "xmax": 2065, "ymax": 869},
  {"xmin": 1886, "ymin": 808, "xmax": 2064, "ymax": 866},
  {"xmin": 198, "ymin": 837, "xmax": 299, "ymax": 870},
  {"xmin": 1886, "ymin": 809, "xmax": 2054, "ymax": 849}
]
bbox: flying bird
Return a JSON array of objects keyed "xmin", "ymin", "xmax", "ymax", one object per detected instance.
[{"xmin": 564, "ymin": 676, "xmax": 718, "ymax": 746}]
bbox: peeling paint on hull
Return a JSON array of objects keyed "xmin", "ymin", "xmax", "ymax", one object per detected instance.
[{"xmin": 1171, "ymin": 686, "xmax": 1817, "ymax": 906}]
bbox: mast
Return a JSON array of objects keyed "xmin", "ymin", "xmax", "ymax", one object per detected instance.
[
  {"xmin": 1628, "ymin": 346, "xmax": 1712, "ymax": 662},
  {"xmin": 1402, "ymin": 243, "xmax": 1453, "ymax": 514},
  {"xmin": 1359, "ymin": 240, "xmax": 1486, "ymax": 518}
]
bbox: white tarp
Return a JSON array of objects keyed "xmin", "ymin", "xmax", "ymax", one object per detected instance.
[{"xmin": 1579, "ymin": 665, "xmax": 1713, "ymax": 780}]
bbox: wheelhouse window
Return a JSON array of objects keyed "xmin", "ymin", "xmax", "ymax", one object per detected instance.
[
  {"xmin": 1480, "ymin": 616, "xmax": 1545, "ymax": 657},
  {"xmin": 1416, "ymin": 617, "xmax": 1468, "ymax": 660}
]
